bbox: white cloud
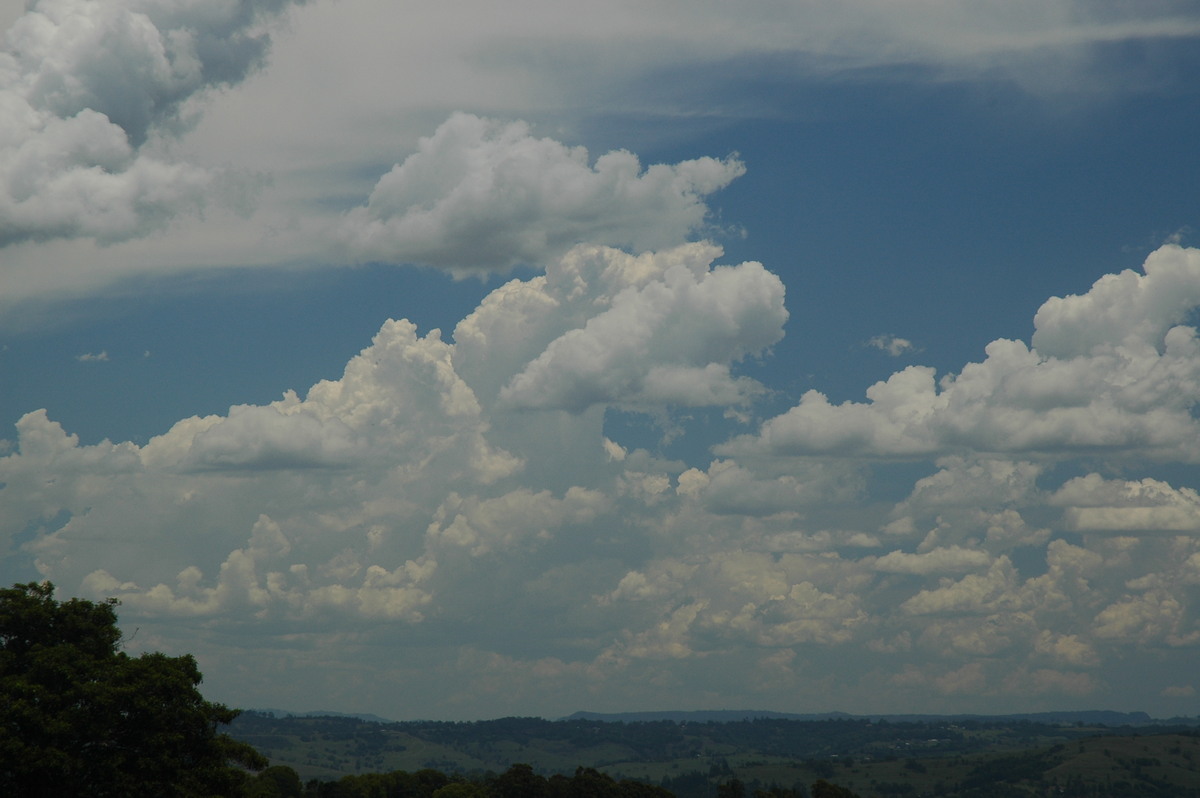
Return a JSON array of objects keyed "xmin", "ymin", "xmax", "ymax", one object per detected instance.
[
  {"xmin": 2, "ymin": 0, "xmax": 1195, "ymax": 310},
  {"xmin": 1033, "ymin": 630, "xmax": 1099, "ymax": 668},
  {"xmin": 0, "ymin": 243, "xmax": 788, "ymax": 638},
  {"xmin": 1092, "ymin": 589, "xmax": 1190, "ymax": 645},
  {"xmin": 1051, "ymin": 474, "xmax": 1200, "ymax": 533},
  {"xmin": 6, "ymin": 236, "xmax": 1200, "ymax": 719},
  {"xmin": 874, "ymin": 546, "xmax": 993, "ymax": 575},
  {"xmin": 337, "ymin": 113, "xmax": 745, "ymax": 272},
  {"xmin": 1032, "ymin": 245, "xmax": 1200, "ymax": 358},
  {"xmin": 0, "ymin": 0, "xmax": 299, "ymax": 246},
  {"xmin": 2, "ymin": 0, "xmax": 1200, "ymax": 722},
  {"xmin": 676, "ymin": 459, "xmax": 864, "ymax": 517},
  {"xmin": 499, "ymin": 257, "xmax": 785, "ymax": 412},
  {"xmin": 75, "ymin": 350, "xmax": 109, "ymax": 362},
  {"xmin": 722, "ymin": 245, "xmax": 1200, "ymax": 462},
  {"xmin": 425, "ymin": 486, "xmax": 607, "ymax": 557},
  {"xmin": 900, "ymin": 557, "xmax": 1021, "ymax": 615}
]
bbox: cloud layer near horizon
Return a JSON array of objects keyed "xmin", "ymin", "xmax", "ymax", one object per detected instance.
[{"xmin": 4, "ymin": 240, "xmax": 1200, "ymax": 718}]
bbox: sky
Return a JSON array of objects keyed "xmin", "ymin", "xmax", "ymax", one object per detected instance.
[{"xmin": 2, "ymin": 0, "xmax": 1200, "ymax": 722}]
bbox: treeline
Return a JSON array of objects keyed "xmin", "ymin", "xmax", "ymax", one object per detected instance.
[
  {"xmin": 242, "ymin": 762, "xmax": 845, "ymax": 798},
  {"xmin": 232, "ymin": 710, "xmax": 1067, "ymax": 765}
]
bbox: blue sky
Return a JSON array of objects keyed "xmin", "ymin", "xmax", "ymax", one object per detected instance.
[{"xmin": 3, "ymin": 0, "xmax": 1200, "ymax": 721}]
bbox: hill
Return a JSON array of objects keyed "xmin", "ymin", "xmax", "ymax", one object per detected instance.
[{"xmin": 226, "ymin": 711, "xmax": 1200, "ymax": 795}]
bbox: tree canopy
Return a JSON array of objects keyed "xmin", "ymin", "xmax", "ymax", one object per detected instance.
[{"xmin": 0, "ymin": 581, "xmax": 265, "ymax": 796}]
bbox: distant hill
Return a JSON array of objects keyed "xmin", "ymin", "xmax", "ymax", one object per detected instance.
[
  {"xmin": 227, "ymin": 710, "xmax": 1200, "ymax": 795},
  {"xmin": 563, "ymin": 710, "xmax": 855, "ymax": 723},
  {"xmin": 565, "ymin": 709, "xmax": 1159, "ymax": 726},
  {"xmin": 252, "ymin": 708, "xmax": 396, "ymax": 724}
]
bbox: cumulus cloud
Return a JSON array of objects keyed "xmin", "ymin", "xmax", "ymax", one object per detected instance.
[
  {"xmin": 1051, "ymin": 474, "xmax": 1200, "ymax": 533},
  {"xmin": 721, "ymin": 245, "xmax": 1200, "ymax": 462},
  {"xmin": 499, "ymin": 259, "xmax": 785, "ymax": 412},
  {"xmin": 447, "ymin": 241, "xmax": 787, "ymax": 414},
  {"xmin": 0, "ymin": 0, "xmax": 298, "ymax": 245},
  {"xmin": 874, "ymin": 546, "xmax": 993, "ymax": 575},
  {"xmin": 337, "ymin": 113, "xmax": 745, "ymax": 272},
  {"xmin": 0, "ymin": 242, "xmax": 785, "ymax": 630},
  {"xmin": 9, "ymin": 237, "xmax": 1200, "ymax": 717},
  {"xmin": 669, "ymin": 458, "xmax": 865, "ymax": 518}
]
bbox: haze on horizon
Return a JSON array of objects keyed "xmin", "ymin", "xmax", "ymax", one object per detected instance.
[{"xmin": 2, "ymin": 0, "xmax": 1200, "ymax": 721}]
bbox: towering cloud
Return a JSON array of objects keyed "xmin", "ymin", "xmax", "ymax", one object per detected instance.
[{"xmin": 4, "ymin": 243, "xmax": 1200, "ymax": 718}]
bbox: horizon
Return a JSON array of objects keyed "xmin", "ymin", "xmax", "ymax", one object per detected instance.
[
  {"xmin": 3, "ymin": 0, "xmax": 1200, "ymax": 722},
  {"xmin": 252, "ymin": 706, "xmax": 1175, "ymax": 724}
]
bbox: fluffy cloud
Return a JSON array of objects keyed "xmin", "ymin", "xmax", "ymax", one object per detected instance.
[
  {"xmin": 499, "ymin": 259, "xmax": 785, "ymax": 412},
  {"xmin": 338, "ymin": 113, "xmax": 745, "ymax": 272},
  {"xmin": 3, "ymin": 0, "xmax": 1193, "ymax": 306},
  {"xmin": 0, "ymin": 243, "xmax": 783, "ymax": 630},
  {"xmin": 722, "ymin": 245, "xmax": 1200, "ymax": 462},
  {"xmin": 1051, "ymin": 474, "xmax": 1200, "ymax": 533},
  {"xmin": 8, "ymin": 238, "xmax": 1200, "ymax": 717},
  {"xmin": 0, "ymin": 0, "xmax": 298, "ymax": 245},
  {"xmin": 874, "ymin": 546, "xmax": 993, "ymax": 575}
]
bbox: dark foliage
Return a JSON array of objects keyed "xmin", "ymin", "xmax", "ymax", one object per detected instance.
[{"xmin": 0, "ymin": 581, "xmax": 266, "ymax": 797}]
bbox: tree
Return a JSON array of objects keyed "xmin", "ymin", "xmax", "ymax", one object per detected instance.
[
  {"xmin": 716, "ymin": 779, "xmax": 746, "ymax": 798},
  {"xmin": 245, "ymin": 765, "xmax": 304, "ymax": 797},
  {"xmin": 809, "ymin": 780, "xmax": 860, "ymax": 798},
  {"xmin": 0, "ymin": 581, "xmax": 266, "ymax": 797},
  {"xmin": 489, "ymin": 763, "xmax": 550, "ymax": 798}
]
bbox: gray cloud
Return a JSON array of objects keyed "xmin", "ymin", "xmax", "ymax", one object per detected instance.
[{"xmin": 0, "ymin": 0, "xmax": 299, "ymax": 245}]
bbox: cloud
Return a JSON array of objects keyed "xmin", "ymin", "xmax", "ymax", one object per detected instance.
[
  {"xmin": 675, "ymin": 459, "xmax": 864, "ymax": 517},
  {"xmin": 874, "ymin": 546, "xmax": 993, "ymax": 575},
  {"xmin": 75, "ymin": 350, "xmax": 109, "ymax": 362},
  {"xmin": 337, "ymin": 113, "xmax": 745, "ymax": 272},
  {"xmin": 0, "ymin": 243, "xmax": 784, "ymax": 631},
  {"xmin": 0, "ymin": 0, "xmax": 298, "ymax": 246},
  {"xmin": 900, "ymin": 557, "xmax": 1020, "ymax": 616},
  {"xmin": 499, "ymin": 255, "xmax": 786, "ymax": 412},
  {"xmin": 2, "ymin": 1, "xmax": 1195, "ymax": 311},
  {"xmin": 9, "ymin": 237, "xmax": 1200, "ymax": 717},
  {"xmin": 1092, "ymin": 590, "xmax": 1190, "ymax": 645},
  {"xmin": 867, "ymin": 334, "xmax": 915, "ymax": 357},
  {"xmin": 721, "ymin": 244, "xmax": 1200, "ymax": 461},
  {"xmin": 1051, "ymin": 474, "xmax": 1200, "ymax": 533},
  {"xmin": 445, "ymin": 242, "xmax": 786, "ymax": 416}
]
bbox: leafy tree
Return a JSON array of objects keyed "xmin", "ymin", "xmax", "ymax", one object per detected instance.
[
  {"xmin": 809, "ymin": 781, "xmax": 860, "ymax": 798},
  {"xmin": 245, "ymin": 765, "xmax": 304, "ymax": 797},
  {"xmin": 716, "ymin": 779, "xmax": 746, "ymax": 798},
  {"xmin": 0, "ymin": 581, "xmax": 266, "ymax": 797},
  {"xmin": 433, "ymin": 783, "xmax": 487, "ymax": 798},
  {"xmin": 489, "ymin": 763, "xmax": 550, "ymax": 798}
]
